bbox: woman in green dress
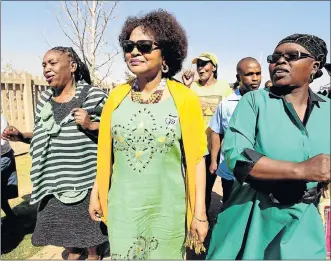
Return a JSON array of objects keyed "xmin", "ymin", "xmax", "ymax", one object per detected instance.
[
  {"xmin": 89, "ymin": 10, "xmax": 209, "ymax": 259},
  {"xmin": 207, "ymin": 34, "xmax": 331, "ymax": 260}
]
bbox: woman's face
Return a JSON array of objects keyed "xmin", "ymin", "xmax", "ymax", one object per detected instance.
[
  {"xmin": 124, "ymin": 26, "xmax": 163, "ymax": 78},
  {"xmin": 42, "ymin": 50, "xmax": 77, "ymax": 88},
  {"xmin": 269, "ymin": 43, "xmax": 319, "ymax": 88}
]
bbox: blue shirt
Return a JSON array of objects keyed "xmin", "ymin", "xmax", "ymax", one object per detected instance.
[{"xmin": 209, "ymin": 88, "xmax": 242, "ymax": 180}]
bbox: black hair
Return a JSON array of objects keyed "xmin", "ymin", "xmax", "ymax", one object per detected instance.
[
  {"xmin": 50, "ymin": 46, "xmax": 92, "ymax": 85},
  {"xmin": 119, "ymin": 9, "xmax": 188, "ymax": 78},
  {"xmin": 236, "ymin": 57, "xmax": 260, "ymax": 74},
  {"xmin": 277, "ymin": 34, "xmax": 330, "ymax": 80},
  {"xmin": 213, "ymin": 65, "xmax": 218, "ymax": 79}
]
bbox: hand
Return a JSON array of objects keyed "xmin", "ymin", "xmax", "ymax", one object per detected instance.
[
  {"xmin": 182, "ymin": 70, "xmax": 195, "ymax": 86},
  {"xmin": 72, "ymin": 108, "xmax": 91, "ymax": 130},
  {"xmin": 298, "ymin": 154, "xmax": 330, "ymax": 182},
  {"xmin": 89, "ymin": 190, "xmax": 103, "ymax": 222},
  {"xmin": 190, "ymin": 214, "xmax": 209, "ymax": 244},
  {"xmin": 209, "ymin": 161, "xmax": 218, "ymax": 174},
  {"xmin": 1, "ymin": 126, "xmax": 23, "ymax": 142}
]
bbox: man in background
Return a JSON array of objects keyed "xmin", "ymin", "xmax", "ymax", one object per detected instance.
[
  {"xmin": 182, "ymin": 52, "xmax": 233, "ymax": 220},
  {"xmin": 209, "ymin": 57, "xmax": 262, "ymax": 204}
]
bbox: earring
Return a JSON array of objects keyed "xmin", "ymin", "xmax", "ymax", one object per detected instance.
[
  {"xmin": 310, "ymin": 74, "xmax": 315, "ymax": 83},
  {"xmin": 162, "ymin": 64, "xmax": 169, "ymax": 73}
]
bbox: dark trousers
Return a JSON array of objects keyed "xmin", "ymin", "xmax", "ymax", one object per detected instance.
[
  {"xmin": 221, "ymin": 178, "xmax": 234, "ymax": 204},
  {"xmin": 205, "ymin": 154, "xmax": 216, "ymax": 213}
]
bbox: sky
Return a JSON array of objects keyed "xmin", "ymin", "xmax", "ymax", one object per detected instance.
[{"xmin": 1, "ymin": 1, "xmax": 330, "ymax": 90}]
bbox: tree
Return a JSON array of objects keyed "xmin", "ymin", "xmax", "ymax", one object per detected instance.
[
  {"xmin": 124, "ymin": 70, "xmax": 136, "ymax": 82},
  {"xmin": 1, "ymin": 61, "xmax": 24, "ymax": 74},
  {"xmin": 53, "ymin": 1, "xmax": 119, "ymax": 85}
]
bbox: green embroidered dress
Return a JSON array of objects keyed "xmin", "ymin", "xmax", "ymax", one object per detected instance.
[{"xmin": 108, "ymin": 96, "xmax": 186, "ymax": 259}]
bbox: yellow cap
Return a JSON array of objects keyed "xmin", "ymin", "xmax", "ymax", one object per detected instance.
[{"xmin": 192, "ymin": 52, "xmax": 218, "ymax": 66}]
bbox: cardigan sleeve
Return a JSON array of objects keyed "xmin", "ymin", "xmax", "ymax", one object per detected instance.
[{"xmin": 190, "ymin": 93, "xmax": 208, "ymax": 162}]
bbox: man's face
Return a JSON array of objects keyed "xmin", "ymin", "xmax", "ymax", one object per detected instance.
[
  {"xmin": 196, "ymin": 59, "xmax": 216, "ymax": 82},
  {"xmin": 238, "ymin": 61, "xmax": 262, "ymax": 93}
]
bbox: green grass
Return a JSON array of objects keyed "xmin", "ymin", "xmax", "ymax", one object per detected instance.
[
  {"xmin": 1, "ymin": 154, "xmax": 43, "ymax": 260},
  {"xmin": 1, "ymin": 234, "xmax": 42, "ymax": 260}
]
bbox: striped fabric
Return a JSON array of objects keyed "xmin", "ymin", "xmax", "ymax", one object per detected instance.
[{"xmin": 29, "ymin": 83, "xmax": 108, "ymax": 204}]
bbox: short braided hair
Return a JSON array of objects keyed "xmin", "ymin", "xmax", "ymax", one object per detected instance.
[
  {"xmin": 276, "ymin": 34, "xmax": 329, "ymax": 80},
  {"xmin": 50, "ymin": 47, "xmax": 92, "ymax": 85}
]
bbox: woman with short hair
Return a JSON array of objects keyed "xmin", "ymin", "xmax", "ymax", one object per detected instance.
[
  {"xmin": 207, "ymin": 33, "xmax": 331, "ymax": 260},
  {"xmin": 89, "ymin": 9, "xmax": 209, "ymax": 259}
]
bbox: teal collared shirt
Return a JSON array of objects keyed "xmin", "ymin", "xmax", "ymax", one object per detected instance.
[{"xmin": 223, "ymin": 88, "xmax": 329, "ymax": 197}]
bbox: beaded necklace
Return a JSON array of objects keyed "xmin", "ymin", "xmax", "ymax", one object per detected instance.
[{"xmin": 131, "ymin": 78, "xmax": 166, "ymax": 104}]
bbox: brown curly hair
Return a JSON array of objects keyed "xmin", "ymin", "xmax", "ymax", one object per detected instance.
[{"xmin": 119, "ymin": 9, "xmax": 188, "ymax": 78}]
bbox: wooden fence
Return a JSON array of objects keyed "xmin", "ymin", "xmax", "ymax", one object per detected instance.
[
  {"xmin": 1, "ymin": 73, "xmax": 49, "ymax": 155},
  {"xmin": 1, "ymin": 72, "xmax": 113, "ymax": 156}
]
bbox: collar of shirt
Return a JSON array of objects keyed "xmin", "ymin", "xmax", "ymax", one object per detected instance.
[
  {"xmin": 226, "ymin": 87, "xmax": 242, "ymax": 101},
  {"xmin": 268, "ymin": 87, "xmax": 326, "ymax": 130},
  {"xmin": 268, "ymin": 87, "xmax": 326, "ymax": 105}
]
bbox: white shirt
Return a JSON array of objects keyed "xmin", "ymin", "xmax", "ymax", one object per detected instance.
[
  {"xmin": 1, "ymin": 114, "xmax": 12, "ymax": 155},
  {"xmin": 208, "ymin": 88, "xmax": 242, "ymax": 180}
]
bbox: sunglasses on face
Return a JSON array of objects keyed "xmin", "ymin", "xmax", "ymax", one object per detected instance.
[
  {"xmin": 121, "ymin": 40, "xmax": 159, "ymax": 54},
  {"xmin": 197, "ymin": 60, "xmax": 210, "ymax": 67},
  {"xmin": 267, "ymin": 51, "xmax": 315, "ymax": 64}
]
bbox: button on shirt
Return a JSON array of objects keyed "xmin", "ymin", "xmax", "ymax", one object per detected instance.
[
  {"xmin": 209, "ymin": 88, "xmax": 242, "ymax": 180},
  {"xmin": 223, "ymin": 88, "xmax": 330, "ymax": 193}
]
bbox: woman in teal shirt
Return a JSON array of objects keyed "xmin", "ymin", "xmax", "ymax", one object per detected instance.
[{"xmin": 207, "ymin": 34, "xmax": 331, "ymax": 260}]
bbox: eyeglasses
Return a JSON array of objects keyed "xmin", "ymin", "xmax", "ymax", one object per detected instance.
[
  {"xmin": 121, "ymin": 40, "xmax": 159, "ymax": 54},
  {"xmin": 196, "ymin": 60, "xmax": 210, "ymax": 67},
  {"xmin": 267, "ymin": 51, "xmax": 315, "ymax": 64}
]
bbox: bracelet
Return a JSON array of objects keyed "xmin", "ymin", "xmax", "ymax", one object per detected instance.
[{"xmin": 193, "ymin": 215, "xmax": 208, "ymax": 222}]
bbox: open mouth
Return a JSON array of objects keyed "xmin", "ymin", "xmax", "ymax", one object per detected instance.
[
  {"xmin": 273, "ymin": 68, "xmax": 289, "ymax": 77},
  {"xmin": 45, "ymin": 76, "xmax": 54, "ymax": 83}
]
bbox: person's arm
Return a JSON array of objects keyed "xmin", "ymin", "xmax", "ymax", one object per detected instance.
[
  {"xmin": 72, "ymin": 89, "xmax": 108, "ymax": 136},
  {"xmin": 210, "ymin": 132, "xmax": 222, "ymax": 164},
  {"xmin": 194, "ymin": 157, "xmax": 207, "ymax": 219},
  {"xmin": 18, "ymin": 132, "xmax": 33, "ymax": 144},
  {"xmin": 223, "ymin": 92, "xmax": 311, "ymax": 183},
  {"xmin": 89, "ymin": 180, "xmax": 103, "ymax": 222},
  {"xmin": 87, "ymin": 122, "xmax": 100, "ymax": 131},
  {"xmin": 1, "ymin": 126, "xmax": 32, "ymax": 144},
  {"xmin": 208, "ymin": 104, "xmax": 225, "ymax": 173}
]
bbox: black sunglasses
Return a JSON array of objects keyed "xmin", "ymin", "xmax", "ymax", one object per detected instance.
[
  {"xmin": 121, "ymin": 40, "xmax": 159, "ymax": 54},
  {"xmin": 196, "ymin": 60, "xmax": 211, "ymax": 67},
  {"xmin": 267, "ymin": 51, "xmax": 315, "ymax": 64}
]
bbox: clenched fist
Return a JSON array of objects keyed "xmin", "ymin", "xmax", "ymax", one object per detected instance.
[
  {"xmin": 71, "ymin": 108, "xmax": 91, "ymax": 130},
  {"xmin": 182, "ymin": 70, "xmax": 195, "ymax": 87},
  {"xmin": 299, "ymin": 154, "xmax": 330, "ymax": 183}
]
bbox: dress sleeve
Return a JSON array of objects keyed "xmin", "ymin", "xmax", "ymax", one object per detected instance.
[{"xmin": 223, "ymin": 92, "xmax": 264, "ymax": 183}]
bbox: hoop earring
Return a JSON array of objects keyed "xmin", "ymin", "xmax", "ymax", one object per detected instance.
[
  {"xmin": 162, "ymin": 64, "xmax": 169, "ymax": 74},
  {"xmin": 309, "ymin": 73, "xmax": 315, "ymax": 83}
]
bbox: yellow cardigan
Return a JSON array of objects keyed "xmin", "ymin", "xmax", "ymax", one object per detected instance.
[{"xmin": 96, "ymin": 78, "xmax": 207, "ymax": 231}]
